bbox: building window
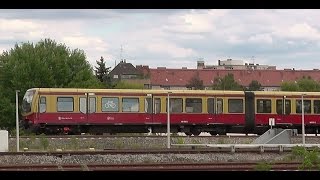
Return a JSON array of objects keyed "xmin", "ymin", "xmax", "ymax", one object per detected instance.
[{"xmin": 113, "ymin": 75, "xmax": 118, "ymax": 79}]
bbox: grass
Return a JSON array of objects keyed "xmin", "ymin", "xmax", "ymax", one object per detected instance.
[{"xmin": 254, "ymin": 161, "xmax": 272, "ymax": 171}]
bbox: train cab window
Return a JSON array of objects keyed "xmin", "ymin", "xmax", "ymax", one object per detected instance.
[
  {"xmin": 39, "ymin": 97, "xmax": 46, "ymax": 113},
  {"xmin": 186, "ymin": 98, "xmax": 202, "ymax": 113},
  {"xmin": 257, "ymin": 99, "xmax": 271, "ymax": 113},
  {"xmin": 276, "ymin": 99, "xmax": 291, "ymax": 115},
  {"xmin": 154, "ymin": 98, "xmax": 161, "ymax": 114},
  {"xmin": 57, "ymin": 97, "xmax": 74, "ymax": 112},
  {"xmin": 102, "ymin": 97, "xmax": 119, "ymax": 112},
  {"xmin": 122, "ymin": 98, "xmax": 139, "ymax": 112},
  {"xmin": 296, "ymin": 100, "xmax": 311, "ymax": 114},
  {"xmin": 207, "ymin": 98, "xmax": 215, "ymax": 114},
  {"xmin": 166, "ymin": 98, "xmax": 183, "ymax": 113},
  {"xmin": 314, "ymin": 100, "xmax": 320, "ymax": 114},
  {"xmin": 228, "ymin": 99, "xmax": 243, "ymax": 113}
]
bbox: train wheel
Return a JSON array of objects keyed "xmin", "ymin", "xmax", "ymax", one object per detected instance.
[
  {"xmin": 209, "ymin": 132, "xmax": 217, "ymax": 136},
  {"xmin": 191, "ymin": 129, "xmax": 201, "ymax": 136},
  {"xmin": 185, "ymin": 132, "xmax": 192, "ymax": 136}
]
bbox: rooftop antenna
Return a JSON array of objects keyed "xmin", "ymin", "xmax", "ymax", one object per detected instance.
[{"xmin": 252, "ymin": 56, "xmax": 255, "ymax": 65}]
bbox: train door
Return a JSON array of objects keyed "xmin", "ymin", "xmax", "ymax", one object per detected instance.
[
  {"xmin": 79, "ymin": 93, "xmax": 96, "ymax": 124},
  {"xmin": 276, "ymin": 97, "xmax": 291, "ymax": 126},
  {"xmin": 37, "ymin": 95, "xmax": 47, "ymax": 123},
  {"xmin": 145, "ymin": 94, "xmax": 153, "ymax": 124},
  {"xmin": 207, "ymin": 97, "xmax": 224, "ymax": 135}
]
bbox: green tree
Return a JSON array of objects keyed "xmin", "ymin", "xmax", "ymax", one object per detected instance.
[
  {"xmin": 212, "ymin": 73, "xmax": 243, "ymax": 91},
  {"xmin": 281, "ymin": 77, "xmax": 320, "ymax": 92},
  {"xmin": 94, "ymin": 56, "xmax": 111, "ymax": 87},
  {"xmin": 280, "ymin": 82, "xmax": 300, "ymax": 91},
  {"xmin": 186, "ymin": 72, "xmax": 204, "ymax": 90},
  {"xmin": 247, "ymin": 80, "xmax": 262, "ymax": 91},
  {"xmin": 114, "ymin": 81, "xmax": 144, "ymax": 89},
  {"xmin": 0, "ymin": 38, "xmax": 102, "ymax": 130}
]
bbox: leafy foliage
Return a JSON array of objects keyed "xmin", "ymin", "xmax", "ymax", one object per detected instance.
[
  {"xmin": 247, "ymin": 80, "xmax": 262, "ymax": 91},
  {"xmin": 114, "ymin": 81, "xmax": 144, "ymax": 89},
  {"xmin": 281, "ymin": 77, "xmax": 320, "ymax": 92},
  {"xmin": 212, "ymin": 73, "xmax": 244, "ymax": 90},
  {"xmin": 186, "ymin": 72, "xmax": 204, "ymax": 90},
  {"xmin": 291, "ymin": 146, "xmax": 320, "ymax": 170},
  {"xmin": 94, "ymin": 56, "xmax": 112, "ymax": 88},
  {"xmin": 0, "ymin": 38, "xmax": 102, "ymax": 130}
]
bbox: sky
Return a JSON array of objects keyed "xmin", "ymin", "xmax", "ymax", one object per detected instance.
[{"xmin": 0, "ymin": 9, "xmax": 320, "ymax": 70}]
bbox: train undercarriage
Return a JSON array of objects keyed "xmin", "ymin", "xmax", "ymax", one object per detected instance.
[{"xmin": 23, "ymin": 123, "xmax": 319, "ymax": 136}]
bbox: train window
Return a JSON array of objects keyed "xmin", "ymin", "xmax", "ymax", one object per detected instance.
[
  {"xmin": 39, "ymin": 97, "xmax": 46, "ymax": 113},
  {"xmin": 122, "ymin": 98, "xmax": 139, "ymax": 112},
  {"xmin": 217, "ymin": 98, "xmax": 223, "ymax": 114},
  {"xmin": 207, "ymin": 98, "xmax": 215, "ymax": 114},
  {"xmin": 276, "ymin": 100, "xmax": 282, "ymax": 114},
  {"xmin": 166, "ymin": 98, "xmax": 183, "ymax": 113},
  {"xmin": 314, "ymin": 100, "xmax": 320, "ymax": 114},
  {"xmin": 296, "ymin": 100, "xmax": 311, "ymax": 114},
  {"xmin": 79, "ymin": 97, "xmax": 86, "ymax": 113},
  {"xmin": 257, "ymin": 99, "xmax": 271, "ymax": 113},
  {"xmin": 145, "ymin": 98, "xmax": 152, "ymax": 113},
  {"xmin": 285, "ymin": 100, "xmax": 291, "ymax": 115},
  {"xmin": 102, "ymin": 97, "xmax": 119, "ymax": 112},
  {"xmin": 57, "ymin": 97, "xmax": 74, "ymax": 112},
  {"xmin": 89, "ymin": 97, "xmax": 96, "ymax": 113},
  {"xmin": 154, "ymin": 98, "xmax": 161, "ymax": 114},
  {"xmin": 186, "ymin": 98, "xmax": 202, "ymax": 113},
  {"xmin": 228, "ymin": 99, "xmax": 243, "ymax": 113},
  {"xmin": 276, "ymin": 99, "xmax": 291, "ymax": 115}
]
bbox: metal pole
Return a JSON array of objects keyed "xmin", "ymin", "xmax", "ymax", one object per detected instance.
[
  {"xmin": 167, "ymin": 92, "xmax": 171, "ymax": 149},
  {"xmin": 302, "ymin": 94, "xmax": 305, "ymax": 146},
  {"xmin": 15, "ymin": 90, "xmax": 20, "ymax": 152}
]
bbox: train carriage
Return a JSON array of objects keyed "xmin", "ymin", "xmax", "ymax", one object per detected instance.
[{"xmin": 21, "ymin": 88, "xmax": 320, "ymax": 135}]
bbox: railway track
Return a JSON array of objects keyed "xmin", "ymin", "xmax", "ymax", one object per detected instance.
[
  {"xmin": 0, "ymin": 149, "xmax": 291, "ymax": 156},
  {"xmin": 0, "ymin": 162, "xmax": 305, "ymax": 171},
  {"xmin": 9, "ymin": 134, "xmax": 320, "ymax": 139}
]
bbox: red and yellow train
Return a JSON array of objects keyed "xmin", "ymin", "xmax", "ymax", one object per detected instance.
[{"xmin": 21, "ymin": 88, "xmax": 320, "ymax": 135}]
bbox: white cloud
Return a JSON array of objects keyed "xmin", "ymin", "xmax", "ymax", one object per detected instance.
[
  {"xmin": 227, "ymin": 35, "xmax": 243, "ymax": 44},
  {"xmin": 273, "ymin": 23, "xmax": 320, "ymax": 41},
  {"xmin": 0, "ymin": 19, "xmax": 40, "ymax": 32},
  {"xmin": 248, "ymin": 33, "xmax": 273, "ymax": 44},
  {"xmin": 164, "ymin": 9, "xmax": 229, "ymax": 33},
  {"xmin": 146, "ymin": 40, "xmax": 196, "ymax": 58}
]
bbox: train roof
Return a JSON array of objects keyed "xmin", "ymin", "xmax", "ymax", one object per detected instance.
[
  {"xmin": 27, "ymin": 88, "xmax": 320, "ymax": 96},
  {"xmin": 29, "ymin": 88, "xmax": 244, "ymax": 95}
]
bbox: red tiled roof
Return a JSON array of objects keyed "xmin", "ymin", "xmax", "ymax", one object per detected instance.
[{"xmin": 149, "ymin": 69, "xmax": 320, "ymax": 87}]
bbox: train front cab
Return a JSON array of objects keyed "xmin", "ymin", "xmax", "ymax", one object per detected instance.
[{"xmin": 21, "ymin": 88, "xmax": 38, "ymax": 131}]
